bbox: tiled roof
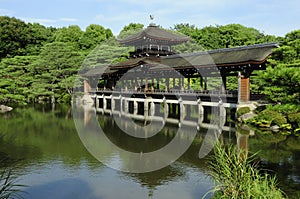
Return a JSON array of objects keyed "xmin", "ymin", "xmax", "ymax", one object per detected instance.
[
  {"xmin": 82, "ymin": 43, "xmax": 278, "ymax": 77},
  {"xmin": 118, "ymin": 25, "xmax": 190, "ymax": 45}
]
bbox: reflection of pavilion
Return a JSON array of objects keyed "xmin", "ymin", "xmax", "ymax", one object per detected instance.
[{"xmin": 82, "ymin": 109, "xmax": 250, "ymax": 198}]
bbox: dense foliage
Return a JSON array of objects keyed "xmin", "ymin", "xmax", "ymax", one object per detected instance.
[
  {"xmin": 208, "ymin": 143, "xmax": 284, "ymax": 199},
  {"xmin": 0, "ymin": 16, "xmax": 299, "ymax": 106},
  {"xmin": 257, "ymin": 30, "xmax": 300, "ymax": 104}
]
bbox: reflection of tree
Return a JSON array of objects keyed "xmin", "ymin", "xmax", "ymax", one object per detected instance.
[
  {"xmin": 248, "ymin": 129, "xmax": 300, "ymax": 198},
  {"xmin": 0, "ymin": 105, "xmax": 99, "ymax": 170},
  {"xmin": 286, "ymin": 136, "xmax": 300, "ymax": 150},
  {"xmin": 248, "ymin": 131, "xmax": 291, "ymax": 164},
  {"xmin": 121, "ymin": 164, "xmax": 186, "ymax": 198}
]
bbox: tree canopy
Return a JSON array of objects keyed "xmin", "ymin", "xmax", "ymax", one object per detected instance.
[{"xmin": 0, "ymin": 17, "xmax": 299, "ymax": 106}]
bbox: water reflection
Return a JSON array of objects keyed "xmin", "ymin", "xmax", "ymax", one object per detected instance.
[
  {"xmin": 0, "ymin": 104, "xmax": 300, "ymax": 198},
  {"xmin": 0, "ymin": 105, "xmax": 214, "ymax": 199}
]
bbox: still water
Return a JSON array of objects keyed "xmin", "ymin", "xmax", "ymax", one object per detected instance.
[{"xmin": 0, "ymin": 104, "xmax": 300, "ymax": 199}]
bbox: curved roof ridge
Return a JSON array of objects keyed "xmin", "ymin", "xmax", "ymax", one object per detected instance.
[
  {"xmin": 166, "ymin": 42, "xmax": 279, "ymax": 58},
  {"xmin": 118, "ymin": 25, "xmax": 190, "ymax": 45}
]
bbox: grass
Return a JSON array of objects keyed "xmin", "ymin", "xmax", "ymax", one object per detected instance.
[
  {"xmin": 205, "ymin": 143, "xmax": 285, "ymax": 199},
  {"xmin": 0, "ymin": 169, "xmax": 26, "ymax": 199}
]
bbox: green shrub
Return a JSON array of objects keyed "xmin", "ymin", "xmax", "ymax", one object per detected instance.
[
  {"xmin": 57, "ymin": 94, "xmax": 72, "ymax": 104},
  {"xmin": 207, "ymin": 143, "xmax": 284, "ymax": 199},
  {"xmin": 258, "ymin": 109, "xmax": 287, "ymax": 126},
  {"xmin": 288, "ymin": 112, "xmax": 300, "ymax": 127},
  {"xmin": 237, "ymin": 107, "xmax": 251, "ymax": 117},
  {"xmin": 254, "ymin": 105, "xmax": 267, "ymax": 114},
  {"xmin": 267, "ymin": 104, "xmax": 300, "ymax": 114}
]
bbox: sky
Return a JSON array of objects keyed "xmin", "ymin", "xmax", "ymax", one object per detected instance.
[{"xmin": 0, "ymin": 0, "xmax": 299, "ymax": 36}]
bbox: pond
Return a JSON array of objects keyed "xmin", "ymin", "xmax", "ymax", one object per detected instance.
[{"xmin": 0, "ymin": 104, "xmax": 299, "ymax": 199}]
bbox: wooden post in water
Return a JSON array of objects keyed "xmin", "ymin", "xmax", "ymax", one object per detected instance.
[
  {"xmin": 133, "ymin": 100, "xmax": 138, "ymax": 115},
  {"xmin": 179, "ymin": 98, "xmax": 186, "ymax": 122},
  {"xmin": 164, "ymin": 99, "xmax": 169, "ymax": 119},
  {"xmin": 238, "ymin": 72, "xmax": 250, "ymax": 102},
  {"xmin": 124, "ymin": 98, "xmax": 128, "ymax": 114},
  {"xmin": 150, "ymin": 100, "xmax": 155, "ymax": 117},
  {"xmin": 198, "ymin": 101, "xmax": 204, "ymax": 125},
  {"xmin": 111, "ymin": 95, "xmax": 115, "ymax": 112},
  {"xmin": 144, "ymin": 98, "xmax": 149, "ymax": 120},
  {"xmin": 103, "ymin": 94, "xmax": 107, "ymax": 111}
]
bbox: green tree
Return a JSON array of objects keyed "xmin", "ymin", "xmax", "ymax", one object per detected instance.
[
  {"xmin": 0, "ymin": 17, "xmax": 56, "ymax": 59},
  {"xmin": 26, "ymin": 22, "xmax": 57, "ymax": 55},
  {"xmin": 80, "ymin": 24, "xmax": 113, "ymax": 50},
  {"xmin": 0, "ymin": 16, "xmax": 31, "ymax": 59},
  {"xmin": 174, "ymin": 23, "xmax": 275, "ymax": 50},
  {"xmin": 82, "ymin": 38, "xmax": 131, "ymax": 69},
  {"xmin": 54, "ymin": 25, "xmax": 83, "ymax": 49},
  {"xmin": 257, "ymin": 29, "xmax": 300, "ymax": 104},
  {"xmin": 0, "ymin": 55, "xmax": 39, "ymax": 104},
  {"xmin": 30, "ymin": 42, "xmax": 85, "ymax": 102},
  {"xmin": 118, "ymin": 23, "xmax": 144, "ymax": 39}
]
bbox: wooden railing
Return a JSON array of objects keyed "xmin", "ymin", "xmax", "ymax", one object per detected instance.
[{"xmin": 90, "ymin": 88, "xmax": 238, "ymax": 97}]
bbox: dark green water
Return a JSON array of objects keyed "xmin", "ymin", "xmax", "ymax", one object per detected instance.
[{"xmin": 0, "ymin": 104, "xmax": 299, "ymax": 198}]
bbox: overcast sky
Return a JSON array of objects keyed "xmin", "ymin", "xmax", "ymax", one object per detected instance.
[{"xmin": 0, "ymin": 0, "xmax": 299, "ymax": 36}]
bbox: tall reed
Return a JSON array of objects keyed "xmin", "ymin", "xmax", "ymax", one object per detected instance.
[
  {"xmin": 0, "ymin": 169, "xmax": 25, "ymax": 199},
  {"xmin": 206, "ymin": 143, "xmax": 285, "ymax": 199}
]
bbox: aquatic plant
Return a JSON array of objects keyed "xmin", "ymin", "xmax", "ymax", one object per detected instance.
[
  {"xmin": 0, "ymin": 169, "xmax": 25, "ymax": 199},
  {"xmin": 206, "ymin": 143, "xmax": 285, "ymax": 199}
]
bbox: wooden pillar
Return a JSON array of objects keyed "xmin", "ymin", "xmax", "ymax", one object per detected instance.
[
  {"xmin": 120, "ymin": 95, "xmax": 123, "ymax": 113},
  {"xmin": 103, "ymin": 95, "xmax": 107, "ymax": 111},
  {"xmin": 200, "ymin": 76, "xmax": 203, "ymax": 91},
  {"xmin": 166, "ymin": 77, "xmax": 169, "ymax": 91},
  {"xmin": 198, "ymin": 102, "xmax": 204, "ymax": 125},
  {"xmin": 140, "ymin": 78, "xmax": 143, "ymax": 90},
  {"xmin": 111, "ymin": 96, "xmax": 114, "ymax": 111},
  {"xmin": 144, "ymin": 98, "xmax": 149, "ymax": 118},
  {"xmin": 179, "ymin": 77, "xmax": 182, "ymax": 88},
  {"xmin": 95, "ymin": 96, "xmax": 99, "ymax": 108},
  {"xmin": 238, "ymin": 72, "xmax": 250, "ymax": 102},
  {"xmin": 221, "ymin": 70, "xmax": 227, "ymax": 94},
  {"xmin": 179, "ymin": 98, "xmax": 185, "ymax": 122},
  {"xmin": 173, "ymin": 78, "xmax": 176, "ymax": 89},
  {"xmin": 124, "ymin": 98, "xmax": 128, "ymax": 114},
  {"xmin": 133, "ymin": 100, "xmax": 138, "ymax": 115},
  {"xmin": 150, "ymin": 101, "xmax": 155, "ymax": 116},
  {"xmin": 188, "ymin": 77, "xmax": 191, "ymax": 90},
  {"xmin": 145, "ymin": 78, "xmax": 148, "ymax": 92},
  {"xmin": 84, "ymin": 79, "xmax": 91, "ymax": 94},
  {"xmin": 157, "ymin": 78, "xmax": 160, "ymax": 91},
  {"xmin": 164, "ymin": 100, "xmax": 169, "ymax": 119},
  {"xmin": 181, "ymin": 77, "xmax": 184, "ymax": 91}
]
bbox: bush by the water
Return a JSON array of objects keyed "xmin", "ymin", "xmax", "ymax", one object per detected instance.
[
  {"xmin": 266, "ymin": 104, "xmax": 300, "ymax": 114},
  {"xmin": 288, "ymin": 112, "xmax": 300, "ymax": 126},
  {"xmin": 244, "ymin": 104, "xmax": 300, "ymax": 133},
  {"xmin": 237, "ymin": 107, "xmax": 251, "ymax": 117},
  {"xmin": 247, "ymin": 109, "xmax": 289, "ymax": 128},
  {"xmin": 207, "ymin": 143, "xmax": 284, "ymax": 199}
]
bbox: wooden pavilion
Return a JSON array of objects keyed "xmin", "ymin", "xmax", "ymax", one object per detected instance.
[{"xmin": 82, "ymin": 23, "xmax": 278, "ymax": 103}]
